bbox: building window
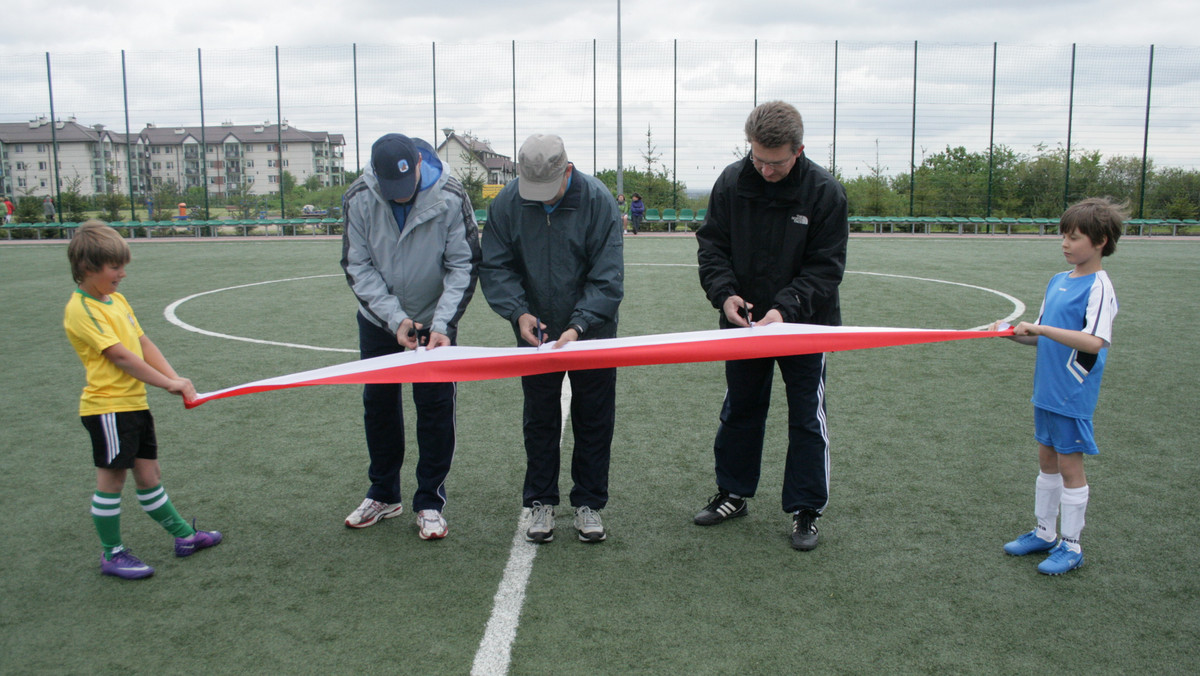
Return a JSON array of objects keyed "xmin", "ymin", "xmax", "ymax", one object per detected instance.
[
  {"xmin": 17, "ymin": 178, "xmax": 26, "ymax": 187},
  {"xmin": 14, "ymin": 162, "xmax": 25, "ymax": 171},
  {"xmin": 37, "ymin": 144, "xmax": 48, "ymax": 152},
  {"xmin": 244, "ymin": 145, "xmax": 253, "ymax": 152},
  {"xmin": 165, "ymin": 147, "xmax": 173, "ymax": 154},
  {"xmin": 151, "ymin": 146, "xmax": 160, "ymax": 154},
  {"xmin": 166, "ymin": 161, "xmax": 174, "ymax": 169},
  {"xmin": 13, "ymin": 145, "xmax": 23, "ymax": 153},
  {"xmin": 38, "ymin": 161, "xmax": 48, "ymax": 171},
  {"xmin": 268, "ymin": 175, "xmax": 278, "ymax": 183}
]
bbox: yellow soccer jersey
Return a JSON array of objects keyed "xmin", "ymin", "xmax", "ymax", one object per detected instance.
[{"xmin": 63, "ymin": 290, "xmax": 148, "ymax": 415}]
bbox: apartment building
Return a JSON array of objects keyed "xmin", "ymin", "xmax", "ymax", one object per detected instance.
[{"xmin": 0, "ymin": 117, "xmax": 345, "ymax": 198}]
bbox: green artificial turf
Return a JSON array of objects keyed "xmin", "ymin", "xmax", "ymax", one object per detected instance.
[{"xmin": 1, "ymin": 236, "xmax": 1196, "ymax": 674}]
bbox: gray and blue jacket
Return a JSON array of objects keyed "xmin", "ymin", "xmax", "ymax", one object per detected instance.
[{"xmin": 341, "ymin": 139, "xmax": 481, "ymax": 339}]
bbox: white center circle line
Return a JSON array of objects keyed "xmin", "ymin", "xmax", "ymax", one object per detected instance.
[{"xmin": 162, "ymin": 267, "xmax": 1025, "ymax": 352}]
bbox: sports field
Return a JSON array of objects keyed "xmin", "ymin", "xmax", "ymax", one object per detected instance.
[{"xmin": 1, "ymin": 235, "xmax": 1197, "ymax": 674}]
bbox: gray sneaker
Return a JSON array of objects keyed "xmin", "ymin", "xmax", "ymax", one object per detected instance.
[
  {"xmin": 526, "ymin": 502, "xmax": 555, "ymax": 543},
  {"xmin": 574, "ymin": 506, "xmax": 607, "ymax": 543}
]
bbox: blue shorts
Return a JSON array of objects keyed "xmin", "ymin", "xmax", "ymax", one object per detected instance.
[{"xmin": 1033, "ymin": 407, "xmax": 1098, "ymax": 455}]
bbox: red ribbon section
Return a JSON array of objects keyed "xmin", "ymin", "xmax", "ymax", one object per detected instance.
[{"xmin": 186, "ymin": 323, "xmax": 1013, "ymax": 408}]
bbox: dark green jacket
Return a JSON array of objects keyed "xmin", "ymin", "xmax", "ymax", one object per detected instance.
[{"xmin": 480, "ymin": 166, "xmax": 624, "ymax": 342}]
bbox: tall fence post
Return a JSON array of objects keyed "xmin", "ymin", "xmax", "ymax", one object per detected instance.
[
  {"xmin": 1064, "ymin": 43, "xmax": 1076, "ymax": 212},
  {"xmin": 198, "ymin": 48, "xmax": 210, "ymax": 221},
  {"xmin": 616, "ymin": 7, "xmax": 624, "ymax": 200},
  {"xmin": 353, "ymin": 43, "xmax": 361, "ymax": 174},
  {"xmin": 275, "ymin": 46, "xmax": 285, "ymax": 220},
  {"xmin": 753, "ymin": 39, "xmax": 758, "ymax": 108},
  {"xmin": 432, "ymin": 42, "xmax": 438, "ymax": 146},
  {"xmin": 593, "ymin": 39, "xmax": 598, "ymax": 172},
  {"xmin": 1139, "ymin": 44, "xmax": 1155, "ymax": 219},
  {"xmin": 987, "ymin": 42, "xmax": 998, "ymax": 224},
  {"xmin": 831, "ymin": 40, "xmax": 838, "ymax": 177},
  {"xmin": 121, "ymin": 50, "xmax": 137, "ymax": 223},
  {"xmin": 908, "ymin": 40, "xmax": 917, "ymax": 218},
  {"xmin": 512, "ymin": 40, "xmax": 518, "ymax": 165},
  {"xmin": 46, "ymin": 52, "xmax": 63, "ymax": 224}
]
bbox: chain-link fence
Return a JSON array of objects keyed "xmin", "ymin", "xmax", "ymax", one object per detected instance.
[{"xmin": 2, "ymin": 40, "xmax": 1197, "ymax": 221}]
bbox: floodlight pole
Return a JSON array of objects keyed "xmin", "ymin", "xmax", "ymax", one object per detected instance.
[{"xmin": 616, "ymin": 0, "xmax": 624, "ymax": 200}]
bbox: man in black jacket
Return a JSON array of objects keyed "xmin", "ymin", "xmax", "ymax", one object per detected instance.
[{"xmin": 693, "ymin": 101, "xmax": 849, "ymax": 551}]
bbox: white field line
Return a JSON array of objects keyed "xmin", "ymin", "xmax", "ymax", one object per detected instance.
[
  {"xmin": 162, "ymin": 268, "xmax": 1023, "ymax": 353},
  {"xmin": 471, "ymin": 380, "xmax": 572, "ymax": 676}
]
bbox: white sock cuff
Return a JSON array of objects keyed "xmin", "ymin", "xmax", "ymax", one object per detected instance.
[{"xmin": 1062, "ymin": 485, "xmax": 1090, "ymax": 505}]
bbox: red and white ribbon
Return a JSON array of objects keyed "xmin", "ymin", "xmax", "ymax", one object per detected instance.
[{"xmin": 186, "ymin": 323, "xmax": 1013, "ymax": 408}]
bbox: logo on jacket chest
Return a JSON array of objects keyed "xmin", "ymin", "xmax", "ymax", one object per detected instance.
[{"xmin": 791, "ymin": 214, "xmax": 809, "ymax": 225}]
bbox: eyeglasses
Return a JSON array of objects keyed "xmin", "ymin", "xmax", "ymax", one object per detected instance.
[{"xmin": 750, "ymin": 152, "xmax": 796, "ymax": 168}]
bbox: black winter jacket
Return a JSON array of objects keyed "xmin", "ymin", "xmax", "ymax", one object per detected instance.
[{"xmin": 696, "ymin": 153, "xmax": 848, "ymax": 327}]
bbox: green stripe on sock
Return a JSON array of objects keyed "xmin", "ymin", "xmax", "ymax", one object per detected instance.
[
  {"xmin": 137, "ymin": 484, "xmax": 195, "ymax": 538},
  {"xmin": 92, "ymin": 490, "xmax": 123, "ymax": 556}
]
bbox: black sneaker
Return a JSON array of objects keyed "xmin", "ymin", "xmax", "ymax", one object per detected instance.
[
  {"xmin": 791, "ymin": 509, "xmax": 820, "ymax": 551},
  {"xmin": 694, "ymin": 491, "xmax": 747, "ymax": 526}
]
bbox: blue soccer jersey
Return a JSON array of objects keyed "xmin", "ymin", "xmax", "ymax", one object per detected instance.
[{"xmin": 1031, "ymin": 270, "xmax": 1117, "ymax": 419}]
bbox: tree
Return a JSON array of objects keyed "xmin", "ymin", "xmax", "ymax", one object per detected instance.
[
  {"xmin": 641, "ymin": 125, "xmax": 661, "ymax": 178},
  {"xmin": 59, "ymin": 174, "xmax": 88, "ymax": 221},
  {"xmin": 303, "ymin": 174, "xmax": 325, "ymax": 192},
  {"xmin": 844, "ymin": 141, "xmax": 907, "ymax": 217}
]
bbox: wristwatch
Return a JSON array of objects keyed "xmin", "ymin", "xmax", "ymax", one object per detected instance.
[{"xmin": 568, "ymin": 322, "xmax": 586, "ymax": 337}]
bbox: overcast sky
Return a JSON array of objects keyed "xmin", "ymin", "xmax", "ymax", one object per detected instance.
[
  {"xmin": 1, "ymin": 0, "xmax": 1190, "ymax": 54},
  {"xmin": 3, "ymin": 1, "xmax": 1194, "ymax": 187}
]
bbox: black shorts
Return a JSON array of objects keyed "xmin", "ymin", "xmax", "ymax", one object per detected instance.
[{"xmin": 82, "ymin": 410, "xmax": 158, "ymax": 469}]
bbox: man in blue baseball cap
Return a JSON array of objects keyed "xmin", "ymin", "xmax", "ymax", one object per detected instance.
[{"xmin": 340, "ymin": 133, "xmax": 481, "ymax": 540}]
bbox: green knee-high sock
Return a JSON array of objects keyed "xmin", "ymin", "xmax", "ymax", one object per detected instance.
[
  {"xmin": 91, "ymin": 490, "xmax": 123, "ymax": 557},
  {"xmin": 137, "ymin": 484, "xmax": 195, "ymax": 538}
]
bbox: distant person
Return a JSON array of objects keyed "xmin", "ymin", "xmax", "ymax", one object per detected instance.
[
  {"xmin": 480, "ymin": 134, "xmax": 624, "ymax": 544},
  {"xmin": 64, "ymin": 220, "xmax": 222, "ymax": 579},
  {"xmin": 3, "ymin": 197, "xmax": 13, "ymax": 224},
  {"xmin": 616, "ymin": 193, "xmax": 628, "ymax": 231},
  {"xmin": 694, "ymin": 101, "xmax": 849, "ymax": 551},
  {"xmin": 629, "ymin": 193, "xmax": 645, "ymax": 235},
  {"xmin": 994, "ymin": 197, "xmax": 1124, "ymax": 575},
  {"xmin": 43, "ymin": 195, "xmax": 56, "ymax": 222},
  {"xmin": 340, "ymin": 133, "xmax": 481, "ymax": 540}
]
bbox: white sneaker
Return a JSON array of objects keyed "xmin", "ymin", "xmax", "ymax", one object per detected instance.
[
  {"xmin": 416, "ymin": 510, "xmax": 448, "ymax": 540},
  {"xmin": 574, "ymin": 506, "xmax": 607, "ymax": 543},
  {"xmin": 344, "ymin": 498, "xmax": 403, "ymax": 528},
  {"xmin": 525, "ymin": 502, "xmax": 555, "ymax": 543}
]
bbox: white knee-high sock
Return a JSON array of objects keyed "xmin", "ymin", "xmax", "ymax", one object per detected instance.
[
  {"xmin": 1060, "ymin": 485, "xmax": 1089, "ymax": 552},
  {"xmin": 1034, "ymin": 472, "xmax": 1063, "ymax": 541}
]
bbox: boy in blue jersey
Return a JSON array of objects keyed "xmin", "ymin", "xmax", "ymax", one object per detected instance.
[{"xmin": 993, "ymin": 197, "xmax": 1124, "ymax": 575}]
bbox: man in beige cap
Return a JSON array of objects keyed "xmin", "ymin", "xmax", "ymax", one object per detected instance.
[{"xmin": 479, "ymin": 134, "xmax": 624, "ymax": 544}]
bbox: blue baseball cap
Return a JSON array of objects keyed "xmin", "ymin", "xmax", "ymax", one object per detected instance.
[{"xmin": 371, "ymin": 134, "xmax": 420, "ymax": 202}]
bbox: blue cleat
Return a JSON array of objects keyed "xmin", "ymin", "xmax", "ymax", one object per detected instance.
[
  {"xmin": 1037, "ymin": 541, "xmax": 1084, "ymax": 575},
  {"xmin": 1003, "ymin": 530, "xmax": 1057, "ymax": 556}
]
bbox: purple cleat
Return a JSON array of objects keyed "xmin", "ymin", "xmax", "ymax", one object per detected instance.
[
  {"xmin": 100, "ymin": 548, "xmax": 155, "ymax": 580},
  {"xmin": 175, "ymin": 521, "xmax": 223, "ymax": 557}
]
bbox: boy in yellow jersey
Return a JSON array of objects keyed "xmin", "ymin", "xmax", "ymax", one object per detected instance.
[{"xmin": 64, "ymin": 221, "xmax": 221, "ymax": 579}]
